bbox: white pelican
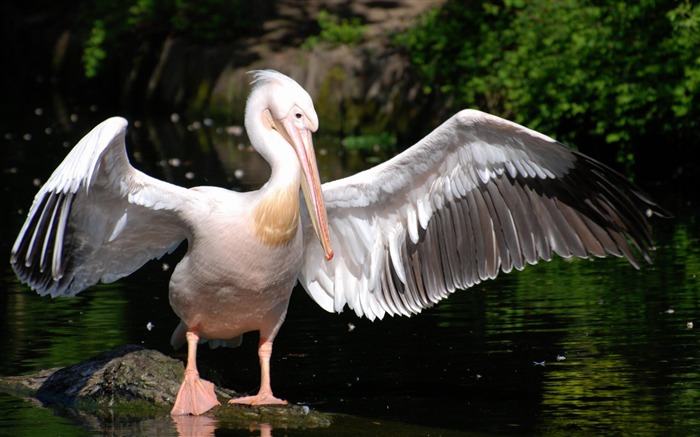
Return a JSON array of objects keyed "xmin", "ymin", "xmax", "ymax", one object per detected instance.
[{"xmin": 11, "ymin": 70, "xmax": 663, "ymax": 416}]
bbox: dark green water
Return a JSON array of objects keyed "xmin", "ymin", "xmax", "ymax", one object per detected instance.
[{"xmin": 1, "ymin": 98, "xmax": 698, "ymax": 436}]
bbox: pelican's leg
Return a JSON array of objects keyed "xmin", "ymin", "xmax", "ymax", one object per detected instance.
[
  {"xmin": 171, "ymin": 330, "xmax": 221, "ymax": 415},
  {"xmin": 228, "ymin": 337, "xmax": 287, "ymax": 405}
]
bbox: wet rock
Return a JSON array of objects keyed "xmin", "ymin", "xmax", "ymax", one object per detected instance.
[{"xmin": 0, "ymin": 345, "xmax": 331, "ymax": 428}]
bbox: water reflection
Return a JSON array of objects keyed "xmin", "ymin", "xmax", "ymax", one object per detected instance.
[
  {"xmin": 171, "ymin": 415, "xmax": 218, "ymax": 437},
  {"xmin": 2, "ymin": 280, "xmax": 131, "ymax": 375},
  {"xmin": 1, "ymin": 97, "xmax": 699, "ymax": 435}
]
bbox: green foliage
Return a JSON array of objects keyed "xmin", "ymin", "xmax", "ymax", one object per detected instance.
[
  {"xmin": 667, "ymin": 1, "xmax": 700, "ymax": 119},
  {"xmin": 342, "ymin": 132, "xmax": 396, "ymax": 152},
  {"xmin": 341, "ymin": 132, "xmax": 397, "ymax": 164},
  {"xmin": 396, "ymin": 0, "xmax": 700, "ymax": 168},
  {"xmin": 79, "ymin": 0, "xmax": 258, "ymax": 78},
  {"xmin": 302, "ymin": 10, "xmax": 368, "ymax": 50},
  {"xmin": 82, "ymin": 20, "xmax": 107, "ymax": 78}
]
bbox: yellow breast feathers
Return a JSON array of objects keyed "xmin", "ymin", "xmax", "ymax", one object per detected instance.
[{"xmin": 252, "ymin": 184, "xmax": 301, "ymax": 247}]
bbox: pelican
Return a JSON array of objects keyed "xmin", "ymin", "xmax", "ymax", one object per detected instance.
[{"xmin": 11, "ymin": 70, "xmax": 663, "ymax": 416}]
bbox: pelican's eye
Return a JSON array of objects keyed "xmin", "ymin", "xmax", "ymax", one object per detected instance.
[{"xmin": 295, "ymin": 112, "xmax": 302, "ymax": 119}]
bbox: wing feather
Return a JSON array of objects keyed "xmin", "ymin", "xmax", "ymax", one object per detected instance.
[
  {"xmin": 300, "ymin": 109, "xmax": 666, "ymax": 320},
  {"xmin": 11, "ymin": 117, "xmax": 195, "ymax": 297}
]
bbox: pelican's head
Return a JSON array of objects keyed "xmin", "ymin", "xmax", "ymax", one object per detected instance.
[{"xmin": 247, "ymin": 70, "xmax": 333, "ymax": 261}]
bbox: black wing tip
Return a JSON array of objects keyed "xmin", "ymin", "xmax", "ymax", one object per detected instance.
[
  {"xmin": 567, "ymin": 154, "xmax": 669, "ymax": 262},
  {"xmin": 10, "ymin": 233, "xmax": 74, "ymax": 298},
  {"xmin": 10, "ymin": 185, "xmax": 80, "ymax": 297},
  {"xmin": 10, "ymin": 258, "xmax": 62, "ymax": 296}
]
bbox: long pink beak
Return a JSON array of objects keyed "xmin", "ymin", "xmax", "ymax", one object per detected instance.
[{"xmin": 282, "ymin": 118, "xmax": 334, "ymax": 261}]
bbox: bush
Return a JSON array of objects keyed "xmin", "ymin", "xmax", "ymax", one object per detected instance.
[
  {"xmin": 396, "ymin": 0, "xmax": 700, "ymax": 170},
  {"xmin": 302, "ymin": 10, "xmax": 368, "ymax": 49}
]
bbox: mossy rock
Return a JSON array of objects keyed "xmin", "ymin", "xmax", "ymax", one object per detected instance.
[{"xmin": 0, "ymin": 345, "xmax": 331, "ymax": 429}]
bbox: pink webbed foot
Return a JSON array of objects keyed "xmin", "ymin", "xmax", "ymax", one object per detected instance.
[
  {"xmin": 227, "ymin": 337, "xmax": 287, "ymax": 406},
  {"xmin": 228, "ymin": 390, "xmax": 288, "ymax": 406},
  {"xmin": 171, "ymin": 369, "xmax": 221, "ymax": 415}
]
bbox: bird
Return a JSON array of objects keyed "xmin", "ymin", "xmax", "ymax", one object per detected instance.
[{"xmin": 10, "ymin": 70, "xmax": 664, "ymax": 416}]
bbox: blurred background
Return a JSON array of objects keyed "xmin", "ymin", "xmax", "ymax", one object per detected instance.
[{"xmin": 2, "ymin": 0, "xmax": 698, "ymax": 177}]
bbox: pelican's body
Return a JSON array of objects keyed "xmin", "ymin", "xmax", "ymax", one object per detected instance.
[
  {"xmin": 11, "ymin": 70, "xmax": 664, "ymax": 416},
  {"xmin": 168, "ymin": 186, "xmax": 301, "ymax": 343}
]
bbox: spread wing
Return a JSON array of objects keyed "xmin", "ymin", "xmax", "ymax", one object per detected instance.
[
  {"xmin": 11, "ymin": 117, "xmax": 197, "ymax": 297},
  {"xmin": 299, "ymin": 109, "xmax": 664, "ymax": 320}
]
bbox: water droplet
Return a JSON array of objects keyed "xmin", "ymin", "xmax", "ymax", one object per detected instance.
[{"xmin": 227, "ymin": 125, "xmax": 243, "ymax": 136}]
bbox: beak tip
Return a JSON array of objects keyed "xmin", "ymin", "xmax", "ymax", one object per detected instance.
[{"xmin": 325, "ymin": 249, "xmax": 334, "ymax": 261}]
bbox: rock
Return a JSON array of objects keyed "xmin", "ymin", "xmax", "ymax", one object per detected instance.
[
  {"xmin": 107, "ymin": 1, "xmax": 441, "ymax": 135},
  {"xmin": 0, "ymin": 345, "xmax": 331, "ymax": 429}
]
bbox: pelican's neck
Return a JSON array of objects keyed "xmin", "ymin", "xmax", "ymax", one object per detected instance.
[
  {"xmin": 245, "ymin": 91, "xmax": 302, "ymax": 247},
  {"xmin": 245, "ymin": 93, "xmax": 301, "ymax": 190}
]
